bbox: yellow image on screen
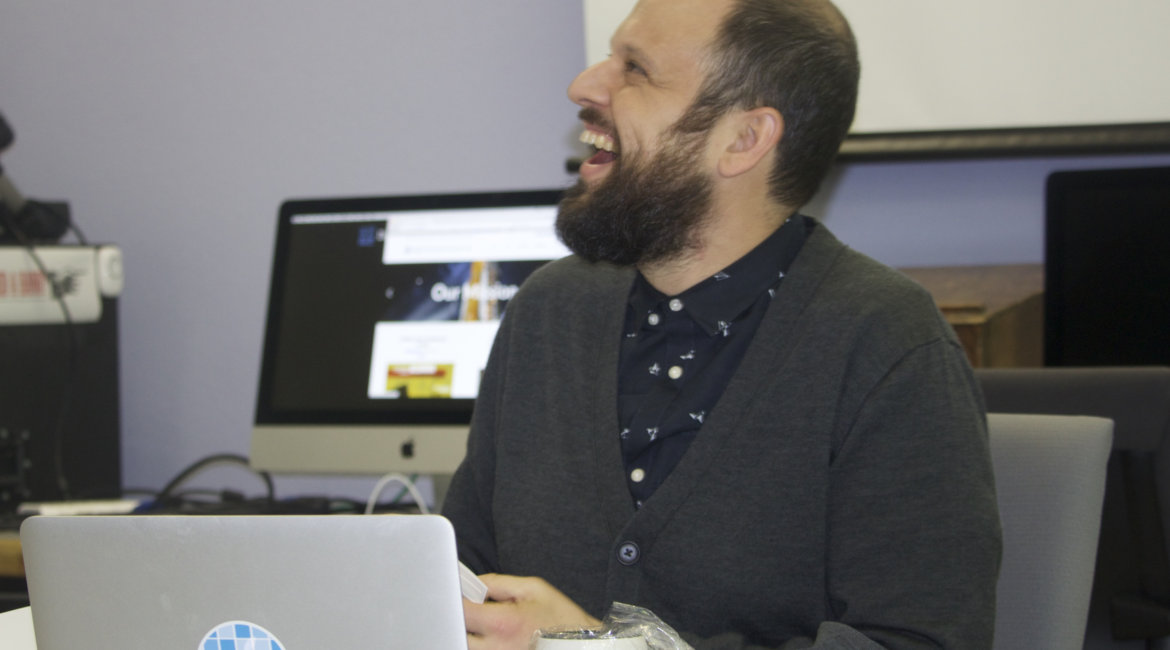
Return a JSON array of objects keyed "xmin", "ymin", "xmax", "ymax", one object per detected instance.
[{"xmin": 385, "ymin": 364, "xmax": 454, "ymax": 399}]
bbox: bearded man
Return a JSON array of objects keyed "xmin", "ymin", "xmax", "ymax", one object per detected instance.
[{"xmin": 443, "ymin": 0, "xmax": 1002, "ymax": 648}]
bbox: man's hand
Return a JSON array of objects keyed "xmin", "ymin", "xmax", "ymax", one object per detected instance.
[{"xmin": 464, "ymin": 574, "xmax": 602, "ymax": 650}]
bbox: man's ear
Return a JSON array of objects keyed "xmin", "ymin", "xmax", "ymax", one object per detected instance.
[{"xmin": 716, "ymin": 107, "xmax": 783, "ymax": 179}]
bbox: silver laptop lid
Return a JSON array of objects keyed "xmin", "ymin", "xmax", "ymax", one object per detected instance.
[{"xmin": 21, "ymin": 514, "xmax": 467, "ymax": 650}]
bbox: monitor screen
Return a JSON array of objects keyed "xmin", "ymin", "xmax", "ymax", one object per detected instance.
[
  {"xmin": 1045, "ymin": 167, "xmax": 1170, "ymax": 366},
  {"xmin": 251, "ymin": 190, "xmax": 570, "ymax": 475}
]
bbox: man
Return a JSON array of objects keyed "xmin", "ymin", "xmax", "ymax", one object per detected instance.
[{"xmin": 443, "ymin": 0, "xmax": 1001, "ymax": 648}]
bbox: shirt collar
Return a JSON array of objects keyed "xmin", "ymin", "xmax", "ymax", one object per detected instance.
[{"xmin": 629, "ymin": 215, "xmax": 811, "ymax": 337}]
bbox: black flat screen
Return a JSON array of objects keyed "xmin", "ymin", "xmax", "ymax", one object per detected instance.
[{"xmin": 1046, "ymin": 166, "xmax": 1170, "ymax": 365}]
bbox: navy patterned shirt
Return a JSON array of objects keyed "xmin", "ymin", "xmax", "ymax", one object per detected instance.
[{"xmin": 618, "ymin": 215, "xmax": 812, "ymax": 507}]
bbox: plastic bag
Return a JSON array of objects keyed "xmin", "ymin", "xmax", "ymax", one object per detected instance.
[{"xmin": 529, "ymin": 602, "xmax": 694, "ymax": 650}]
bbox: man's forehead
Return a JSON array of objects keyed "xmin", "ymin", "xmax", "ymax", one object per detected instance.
[{"xmin": 613, "ymin": 0, "xmax": 733, "ymax": 70}]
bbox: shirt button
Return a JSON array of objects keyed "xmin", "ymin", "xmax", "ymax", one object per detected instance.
[
  {"xmin": 668, "ymin": 298, "xmax": 683, "ymax": 312},
  {"xmin": 617, "ymin": 542, "xmax": 640, "ymax": 565},
  {"xmin": 631, "ymin": 468, "xmax": 645, "ymax": 483},
  {"xmin": 668, "ymin": 366, "xmax": 683, "ymax": 379},
  {"xmin": 647, "ymin": 313, "xmax": 660, "ymax": 326}
]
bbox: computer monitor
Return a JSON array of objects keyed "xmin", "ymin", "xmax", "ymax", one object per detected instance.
[
  {"xmin": 1045, "ymin": 166, "xmax": 1170, "ymax": 366},
  {"xmin": 251, "ymin": 190, "xmax": 570, "ymax": 475}
]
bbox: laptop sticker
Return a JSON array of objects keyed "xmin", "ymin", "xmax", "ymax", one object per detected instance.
[{"xmin": 200, "ymin": 621, "xmax": 284, "ymax": 650}]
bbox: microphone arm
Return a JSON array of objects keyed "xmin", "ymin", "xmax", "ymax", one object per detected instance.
[
  {"xmin": 0, "ymin": 109, "xmax": 12, "ymax": 151},
  {"xmin": 0, "ymin": 174, "xmax": 28, "ymax": 216},
  {"xmin": 0, "ymin": 110, "xmax": 29, "ymax": 216}
]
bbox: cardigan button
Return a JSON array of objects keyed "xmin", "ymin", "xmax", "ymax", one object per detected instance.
[{"xmin": 617, "ymin": 542, "xmax": 640, "ymax": 565}]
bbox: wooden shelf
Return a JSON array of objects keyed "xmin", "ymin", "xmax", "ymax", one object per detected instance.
[
  {"xmin": 0, "ymin": 532, "xmax": 23, "ymax": 578},
  {"xmin": 899, "ymin": 264, "xmax": 1044, "ymax": 368}
]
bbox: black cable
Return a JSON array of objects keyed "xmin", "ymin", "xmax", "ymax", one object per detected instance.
[
  {"xmin": 0, "ymin": 207, "xmax": 79, "ymax": 499},
  {"xmin": 171, "ymin": 488, "xmax": 233, "ymax": 500},
  {"xmin": 155, "ymin": 453, "xmax": 275, "ymax": 507},
  {"xmin": 68, "ymin": 221, "xmax": 88, "ymax": 246}
]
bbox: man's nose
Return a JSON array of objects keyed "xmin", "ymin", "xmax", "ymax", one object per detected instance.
[{"xmin": 568, "ymin": 59, "xmax": 614, "ymax": 110}]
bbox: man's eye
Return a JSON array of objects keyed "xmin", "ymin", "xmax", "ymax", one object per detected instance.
[{"xmin": 625, "ymin": 60, "xmax": 646, "ymax": 75}]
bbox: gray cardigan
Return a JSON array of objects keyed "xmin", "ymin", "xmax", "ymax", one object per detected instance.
[{"xmin": 443, "ymin": 224, "xmax": 1002, "ymax": 650}]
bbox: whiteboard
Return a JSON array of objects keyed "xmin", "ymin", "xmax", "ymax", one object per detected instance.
[
  {"xmin": 583, "ymin": 0, "xmax": 637, "ymax": 72},
  {"xmin": 583, "ymin": 0, "xmax": 1170, "ymax": 135}
]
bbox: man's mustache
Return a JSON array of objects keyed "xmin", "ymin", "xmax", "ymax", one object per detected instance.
[{"xmin": 578, "ymin": 107, "xmax": 617, "ymax": 137}]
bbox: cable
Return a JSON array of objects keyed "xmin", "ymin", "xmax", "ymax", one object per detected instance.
[
  {"xmin": 365, "ymin": 473, "xmax": 430, "ymax": 515},
  {"xmin": 155, "ymin": 453, "xmax": 275, "ymax": 507},
  {"xmin": 1, "ymin": 208, "xmax": 79, "ymax": 499},
  {"xmin": 383, "ymin": 473, "xmax": 418, "ymax": 505},
  {"xmin": 170, "ymin": 488, "xmax": 231, "ymax": 500},
  {"xmin": 68, "ymin": 221, "xmax": 88, "ymax": 245}
]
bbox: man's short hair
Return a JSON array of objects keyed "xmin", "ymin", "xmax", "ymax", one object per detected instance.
[{"xmin": 673, "ymin": 0, "xmax": 860, "ymax": 209}]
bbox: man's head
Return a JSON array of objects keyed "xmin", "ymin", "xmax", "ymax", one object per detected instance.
[
  {"xmin": 557, "ymin": 0, "xmax": 859, "ymax": 267},
  {"xmin": 680, "ymin": 0, "xmax": 859, "ymax": 208}
]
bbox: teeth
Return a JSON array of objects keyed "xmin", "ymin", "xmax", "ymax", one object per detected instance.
[{"xmin": 579, "ymin": 129, "xmax": 619, "ymax": 154}]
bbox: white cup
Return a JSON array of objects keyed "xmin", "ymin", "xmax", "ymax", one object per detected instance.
[{"xmin": 534, "ymin": 636, "xmax": 649, "ymax": 650}]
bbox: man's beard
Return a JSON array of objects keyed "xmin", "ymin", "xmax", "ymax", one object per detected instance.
[{"xmin": 556, "ymin": 129, "xmax": 713, "ymax": 267}]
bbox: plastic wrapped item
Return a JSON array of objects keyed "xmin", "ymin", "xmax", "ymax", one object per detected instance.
[
  {"xmin": 530, "ymin": 602, "xmax": 694, "ymax": 650},
  {"xmin": 459, "ymin": 561, "xmax": 488, "ymax": 604}
]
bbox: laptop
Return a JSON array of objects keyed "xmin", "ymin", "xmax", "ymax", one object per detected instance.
[{"xmin": 21, "ymin": 514, "xmax": 468, "ymax": 650}]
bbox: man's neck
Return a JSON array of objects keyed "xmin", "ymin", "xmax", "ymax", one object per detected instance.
[{"xmin": 639, "ymin": 198, "xmax": 795, "ymax": 296}]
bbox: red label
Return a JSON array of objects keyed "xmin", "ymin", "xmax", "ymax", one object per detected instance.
[{"xmin": 8, "ymin": 271, "xmax": 48, "ymax": 298}]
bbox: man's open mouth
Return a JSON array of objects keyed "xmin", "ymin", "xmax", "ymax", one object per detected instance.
[{"xmin": 580, "ymin": 129, "xmax": 620, "ymax": 166}]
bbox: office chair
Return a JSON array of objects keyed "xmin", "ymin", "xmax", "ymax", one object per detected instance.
[
  {"xmin": 988, "ymin": 413, "xmax": 1113, "ymax": 650},
  {"xmin": 978, "ymin": 367, "xmax": 1170, "ymax": 649}
]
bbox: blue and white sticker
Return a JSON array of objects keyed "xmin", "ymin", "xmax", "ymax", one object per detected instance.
[{"xmin": 199, "ymin": 621, "xmax": 284, "ymax": 650}]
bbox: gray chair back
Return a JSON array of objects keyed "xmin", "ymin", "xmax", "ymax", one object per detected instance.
[
  {"xmin": 989, "ymin": 413, "xmax": 1113, "ymax": 650},
  {"xmin": 978, "ymin": 367, "xmax": 1170, "ymax": 646},
  {"xmin": 978, "ymin": 368, "xmax": 1170, "ymax": 451}
]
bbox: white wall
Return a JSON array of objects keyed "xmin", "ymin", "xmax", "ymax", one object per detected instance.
[
  {"xmin": 2, "ymin": 1, "xmax": 1169, "ymax": 499},
  {"xmin": 585, "ymin": 0, "xmax": 1170, "ymax": 132}
]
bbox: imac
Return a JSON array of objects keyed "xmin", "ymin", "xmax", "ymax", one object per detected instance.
[{"xmin": 250, "ymin": 190, "xmax": 570, "ymax": 477}]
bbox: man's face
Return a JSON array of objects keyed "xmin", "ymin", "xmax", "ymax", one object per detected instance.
[
  {"xmin": 569, "ymin": 0, "xmax": 730, "ymax": 184},
  {"xmin": 555, "ymin": 0, "xmax": 734, "ymax": 266}
]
